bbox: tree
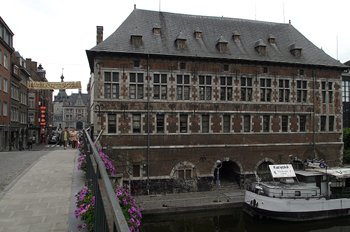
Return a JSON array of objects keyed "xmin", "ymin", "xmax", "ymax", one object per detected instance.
[{"xmin": 343, "ymin": 128, "xmax": 350, "ymax": 164}]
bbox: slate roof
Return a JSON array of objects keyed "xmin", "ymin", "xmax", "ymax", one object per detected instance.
[{"xmin": 87, "ymin": 9, "xmax": 344, "ymax": 69}]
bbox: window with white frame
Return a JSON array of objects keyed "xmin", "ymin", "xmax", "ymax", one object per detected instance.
[
  {"xmin": 132, "ymin": 114, "xmax": 141, "ymax": 133},
  {"xmin": 244, "ymin": 115, "xmax": 250, "ymax": 132},
  {"xmin": 282, "ymin": 116, "xmax": 288, "ymax": 132},
  {"xmin": 3, "ymin": 102, "xmax": 7, "ymax": 116},
  {"xmin": 300, "ymin": 116, "xmax": 306, "ymax": 132},
  {"xmin": 29, "ymin": 113, "xmax": 34, "ymax": 124},
  {"xmin": 199, "ymin": 75, "xmax": 212, "ymax": 100},
  {"xmin": 0, "ymin": 49, "xmax": 2, "ymax": 66},
  {"xmin": 180, "ymin": 114, "xmax": 188, "ymax": 133},
  {"xmin": 220, "ymin": 76, "xmax": 233, "ymax": 101},
  {"xmin": 202, "ymin": 115, "xmax": 209, "ymax": 133},
  {"xmin": 13, "ymin": 65, "xmax": 19, "ymax": 76},
  {"xmin": 279, "ymin": 79, "xmax": 290, "ymax": 102},
  {"xmin": 156, "ymin": 114, "xmax": 165, "ymax": 133},
  {"xmin": 108, "ymin": 114, "xmax": 116, "ymax": 133},
  {"xmin": 297, "ymin": 80, "xmax": 307, "ymax": 103},
  {"xmin": 263, "ymin": 115, "xmax": 270, "ymax": 132},
  {"xmin": 223, "ymin": 115, "xmax": 230, "ymax": 132},
  {"xmin": 29, "ymin": 94, "xmax": 35, "ymax": 108},
  {"xmin": 4, "ymin": 53, "xmax": 8, "ymax": 69},
  {"xmin": 260, "ymin": 78, "xmax": 272, "ymax": 102},
  {"xmin": 129, "ymin": 73, "xmax": 144, "ymax": 99},
  {"xmin": 154, "ymin": 74, "xmax": 167, "ymax": 99},
  {"xmin": 241, "ymin": 76, "xmax": 252, "ymax": 101},
  {"xmin": 11, "ymin": 84, "xmax": 19, "ymax": 100},
  {"xmin": 3, "ymin": 78, "xmax": 8, "ymax": 93},
  {"xmin": 21, "ymin": 92, "xmax": 27, "ymax": 105},
  {"xmin": 104, "ymin": 72, "xmax": 119, "ymax": 99},
  {"xmin": 0, "ymin": 74, "xmax": 2, "ymax": 90},
  {"xmin": 177, "ymin": 75, "xmax": 190, "ymax": 100}
]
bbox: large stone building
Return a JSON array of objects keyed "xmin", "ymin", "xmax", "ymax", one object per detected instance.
[
  {"xmin": 53, "ymin": 75, "xmax": 88, "ymax": 131},
  {"xmin": 86, "ymin": 9, "xmax": 346, "ymax": 195}
]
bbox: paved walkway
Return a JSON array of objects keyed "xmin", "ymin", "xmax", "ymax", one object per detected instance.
[
  {"xmin": 0, "ymin": 148, "xmax": 79, "ymax": 232},
  {"xmin": 0, "ymin": 145, "xmax": 246, "ymax": 231}
]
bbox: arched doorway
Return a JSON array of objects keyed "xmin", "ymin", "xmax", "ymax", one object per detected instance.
[
  {"xmin": 213, "ymin": 160, "xmax": 242, "ymax": 186},
  {"xmin": 76, "ymin": 121, "xmax": 83, "ymax": 130},
  {"xmin": 256, "ymin": 159, "xmax": 275, "ymax": 181}
]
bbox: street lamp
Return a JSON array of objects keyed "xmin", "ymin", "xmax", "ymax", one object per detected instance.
[{"xmin": 216, "ymin": 160, "xmax": 222, "ymax": 202}]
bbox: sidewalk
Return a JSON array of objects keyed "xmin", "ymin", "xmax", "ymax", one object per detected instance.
[
  {"xmin": 0, "ymin": 144, "xmax": 245, "ymax": 231},
  {"xmin": 0, "ymin": 148, "xmax": 82, "ymax": 232}
]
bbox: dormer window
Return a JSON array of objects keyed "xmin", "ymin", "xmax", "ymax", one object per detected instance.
[
  {"xmin": 194, "ymin": 28, "xmax": 202, "ymax": 39},
  {"xmin": 233, "ymin": 30, "xmax": 241, "ymax": 41},
  {"xmin": 13, "ymin": 65, "xmax": 19, "ymax": 76},
  {"xmin": 131, "ymin": 35, "xmax": 142, "ymax": 46},
  {"xmin": 268, "ymin": 34, "xmax": 276, "ymax": 45},
  {"xmin": 255, "ymin": 39, "xmax": 267, "ymax": 55},
  {"xmin": 217, "ymin": 36, "xmax": 228, "ymax": 52},
  {"xmin": 153, "ymin": 23, "xmax": 161, "ymax": 35},
  {"xmin": 131, "ymin": 28, "xmax": 142, "ymax": 46},
  {"xmin": 176, "ymin": 31, "xmax": 187, "ymax": 49},
  {"xmin": 290, "ymin": 43, "xmax": 303, "ymax": 57}
]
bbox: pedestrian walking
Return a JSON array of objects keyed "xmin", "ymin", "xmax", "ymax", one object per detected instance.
[
  {"xmin": 19, "ymin": 139, "xmax": 23, "ymax": 151},
  {"xmin": 69, "ymin": 127, "xmax": 78, "ymax": 149},
  {"xmin": 61, "ymin": 127, "xmax": 69, "ymax": 150},
  {"xmin": 27, "ymin": 139, "xmax": 32, "ymax": 151}
]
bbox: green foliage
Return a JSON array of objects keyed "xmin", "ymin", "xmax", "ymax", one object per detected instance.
[
  {"xmin": 344, "ymin": 128, "xmax": 350, "ymax": 150},
  {"xmin": 343, "ymin": 128, "xmax": 350, "ymax": 164}
]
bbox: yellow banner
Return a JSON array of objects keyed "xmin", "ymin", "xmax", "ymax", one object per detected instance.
[{"xmin": 27, "ymin": 81, "xmax": 81, "ymax": 90}]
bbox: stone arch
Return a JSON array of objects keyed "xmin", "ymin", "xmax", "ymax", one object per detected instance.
[
  {"xmin": 255, "ymin": 157, "xmax": 276, "ymax": 173},
  {"xmin": 210, "ymin": 157, "xmax": 243, "ymax": 176},
  {"xmin": 76, "ymin": 121, "xmax": 83, "ymax": 130},
  {"xmin": 210, "ymin": 157, "xmax": 244, "ymax": 186},
  {"xmin": 170, "ymin": 161, "xmax": 200, "ymax": 179}
]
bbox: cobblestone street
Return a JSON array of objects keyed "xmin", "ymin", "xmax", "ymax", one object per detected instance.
[{"xmin": 0, "ymin": 151, "xmax": 49, "ymax": 194}]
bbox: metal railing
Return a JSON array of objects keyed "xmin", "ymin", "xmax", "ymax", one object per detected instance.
[{"xmin": 82, "ymin": 129, "xmax": 129, "ymax": 232}]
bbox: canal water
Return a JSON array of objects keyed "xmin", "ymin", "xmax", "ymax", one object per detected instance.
[{"xmin": 140, "ymin": 208, "xmax": 350, "ymax": 232}]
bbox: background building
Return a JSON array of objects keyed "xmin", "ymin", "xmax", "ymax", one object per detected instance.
[
  {"xmin": 87, "ymin": 9, "xmax": 346, "ymax": 194},
  {"xmin": 53, "ymin": 75, "xmax": 88, "ymax": 131}
]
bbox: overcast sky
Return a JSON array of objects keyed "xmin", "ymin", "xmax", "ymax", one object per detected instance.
[{"xmin": 2, "ymin": 0, "xmax": 349, "ymax": 96}]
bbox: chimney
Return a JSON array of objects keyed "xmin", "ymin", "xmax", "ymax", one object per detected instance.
[{"xmin": 96, "ymin": 26, "xmax": 103, "ymax": 45}]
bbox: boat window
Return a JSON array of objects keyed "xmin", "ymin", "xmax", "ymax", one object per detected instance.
[
  {"xmin": 312, "ymin": 191, "xmax": 317, "ymax": 196},
  {"xmin": 295, "ymin": 191, "xmax": 301, "ymax": 196},
  {"xmin": 281, "ymin": 191, "xmax": 283, "ymax": 196}
]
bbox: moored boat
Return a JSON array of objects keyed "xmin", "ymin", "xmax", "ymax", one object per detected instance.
[{"xmin": 243, "ymin": 164, "xmax": 350, "ymax": 221}]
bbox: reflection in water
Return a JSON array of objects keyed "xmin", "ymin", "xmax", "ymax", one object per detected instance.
[{"xmin": 140, "ymin": 208, "xmax": 350, "ymax": 232}]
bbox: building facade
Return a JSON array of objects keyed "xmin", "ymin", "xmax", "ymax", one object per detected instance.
[
  {"xmin": 0, "ymin": 17, "xmax": 13, "ymax": 150},
  {"xmin": 87, "ymin": 9, "xmax": 345, "ymax": 195},
  {"xmin": 26, "ymin": 61, "xmax": 53, "ymax": 144},
  {"xmin": 53, "ymin": 75, "xmax": 88, "ymax": 131}
]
